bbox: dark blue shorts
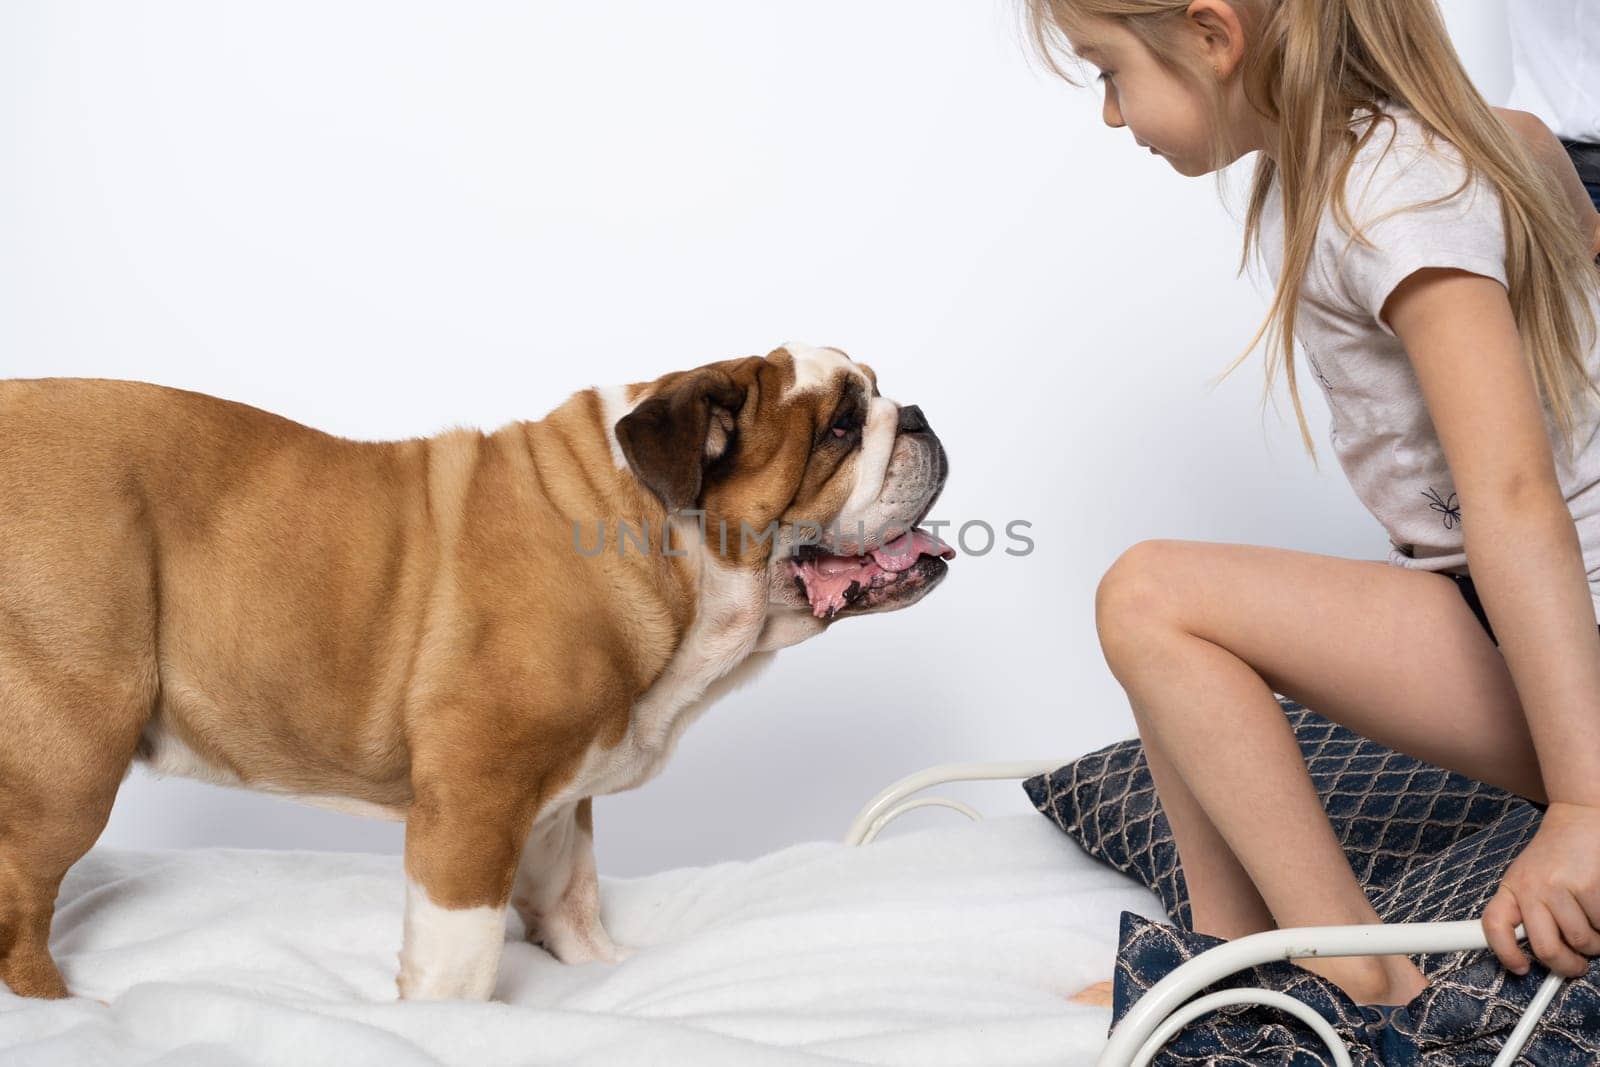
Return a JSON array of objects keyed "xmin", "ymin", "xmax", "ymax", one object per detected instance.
[{"xmin": 1565, "ymin": 139, "xmax": 1600, "ymax": 212}]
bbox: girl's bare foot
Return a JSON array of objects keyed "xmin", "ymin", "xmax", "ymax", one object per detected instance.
[
  {"xmin": 1069, "ymin": 955, "xmax": 1427, "ymax": 1010},
  {"xmin": 1068, "ymin": 978, "xmax": 1116, "ymax": 1006}
]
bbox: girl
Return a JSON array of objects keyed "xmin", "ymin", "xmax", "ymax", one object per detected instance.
[{"xmin": 1024, "ymin": 0, "xmax": 1600, "ymax": 1008}]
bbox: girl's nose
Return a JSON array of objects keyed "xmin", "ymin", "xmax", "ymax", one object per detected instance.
[{"xmin": 1102, "ymin": 89, "xmax": 1124, "ymax": 129}]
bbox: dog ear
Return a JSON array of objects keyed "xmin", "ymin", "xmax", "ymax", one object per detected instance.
[{"xmin": 614, "ymin": 370, "xmax": 745, "ymax": 512}]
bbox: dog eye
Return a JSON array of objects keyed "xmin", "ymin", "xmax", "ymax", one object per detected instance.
[{"xmin": 830, "ymin": 415, "xmax": 857, "ymax": 440}]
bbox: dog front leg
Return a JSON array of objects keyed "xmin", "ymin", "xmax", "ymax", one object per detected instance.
[
  {"xmin": 512, "ymin": 798, "xmax": 629, "ymax": 965},
  {"xmin": 396, "ymin": 780, "xmax": 532, "ymax": 1001}
]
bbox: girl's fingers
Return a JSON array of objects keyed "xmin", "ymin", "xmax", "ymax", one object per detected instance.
[
  {"xmin": 1482, "ymin": 889, "xmax": 1529, "ymax": 974},
  {"xmin": 1521, "ymin": 897, "xmax": 1591, "ymax": 979},
  {"xmin": 1576, "ymin": 881, "xmax": 1600, "ymax": 940},
  {"xmin": 1545, "ymin": 890, "xmax": 1600, "ymax": 976}
]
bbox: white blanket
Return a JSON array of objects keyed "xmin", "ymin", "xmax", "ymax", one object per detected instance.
[{"xmin": 0, "ymin": 815, "xmax": 1166, "ymax": 1066}]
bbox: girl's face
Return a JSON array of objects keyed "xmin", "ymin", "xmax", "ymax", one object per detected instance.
[{"xmin": 1065, "ymin": 7, "xmax": 1264, "ymax": 177}]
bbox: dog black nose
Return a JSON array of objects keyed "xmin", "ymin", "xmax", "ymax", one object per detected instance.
[{"xmin": 897, "ymin": 404, "xmax": 930, "ymax": 434}]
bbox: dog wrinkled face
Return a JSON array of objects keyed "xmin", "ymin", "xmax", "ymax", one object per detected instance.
[
  {"xmin": 763, "ymin": 344, "xmax": 954, "ymax": 621},
  {"xmin": 612, "ymin": 343, "xmax": 953, "ymax": 625}
]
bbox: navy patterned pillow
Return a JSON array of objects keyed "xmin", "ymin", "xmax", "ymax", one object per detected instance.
[
  {"xmin": 1108, "ymin": 804, "xmax": 1600, "ymax": 1065},
  {"xmin": 1023, "ymin": 698, "xmax": 1532, "ymax": 930},
  {"xmin": 1109, "ymin": 910, "xmax": 1407, "ymax": 1066}
]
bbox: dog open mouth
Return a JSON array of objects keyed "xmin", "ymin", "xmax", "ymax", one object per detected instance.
[{"xmin": 787, "ymin": 528, "xmax": 956, "ymax": 619}]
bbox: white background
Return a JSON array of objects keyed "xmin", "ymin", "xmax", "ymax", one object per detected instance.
[{"xmin": 3, "ymin": 1, "xmax": 1513, "ymax": 875}]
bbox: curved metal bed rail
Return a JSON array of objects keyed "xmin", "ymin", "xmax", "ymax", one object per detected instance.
[
  {"xmin": 1099, "ymin": 919, "xmax": 1564, "ymax": 1067},
  {"xmin": 843, "ymin": 760, "xmax": 1567, "ymax": 1067},
  {"xmin": 842, "ymin": 759, "xmax": 1070, "ymax": 846}
]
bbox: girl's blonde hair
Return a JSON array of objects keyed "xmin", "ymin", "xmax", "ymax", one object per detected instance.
[{"xmin": 1026, "ymin": 0, "xmax": 1600, "ymax": 466}]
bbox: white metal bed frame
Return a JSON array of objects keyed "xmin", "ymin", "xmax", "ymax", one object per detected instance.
[{"xmin": 843, "ymin": 760, "xmax": 1567, "ymax": 1067}]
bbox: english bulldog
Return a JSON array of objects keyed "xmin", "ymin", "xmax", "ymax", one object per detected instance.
[{"xmin": 0, "ymin": 342, "xmax": 954, "ymax": 1001}]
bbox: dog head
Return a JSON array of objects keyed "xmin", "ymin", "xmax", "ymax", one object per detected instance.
[{"xmin": 611, "ymin": 342, "xmax": 953, "ymax": 635}]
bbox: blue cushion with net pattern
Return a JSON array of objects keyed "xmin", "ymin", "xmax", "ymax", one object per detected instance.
[{"xmin": 1022, "ymin": 697, "xmax": 1533, "ymax": 930}]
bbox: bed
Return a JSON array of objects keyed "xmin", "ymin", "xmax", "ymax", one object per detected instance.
[
  {"xmin": 3, "ymin": 754, "xmax": 1574, "ymax": 1066},
  {"xmin": 0, "ymin": 778, "xmax": 1153, "ymax": 1067}
]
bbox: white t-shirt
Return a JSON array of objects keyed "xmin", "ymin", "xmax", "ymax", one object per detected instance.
[
  {"xmin": 1257, "ymin": 104, "xmax": 1600, "ymax": 621},
  {"xmin": 1506, "ymin": 0, "xmax": 1600, "ymax": 144}
]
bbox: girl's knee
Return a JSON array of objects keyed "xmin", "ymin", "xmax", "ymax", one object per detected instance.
[{"xmin": 1095, "ymin": 539, "xmax": 1189, "ymax": 653}]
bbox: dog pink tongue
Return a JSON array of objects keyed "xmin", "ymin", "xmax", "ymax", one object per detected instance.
[
  {"xmin": 870, "ymin": 529, "xmax": 956, "ymax": 573},
  {"xmin": 799, "ymin": 556, "xmax": 877, "ymax": 618}
]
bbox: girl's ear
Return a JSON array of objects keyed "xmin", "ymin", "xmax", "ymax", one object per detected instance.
[{"xmin": 1186, "ymin": 0, "xmax": 1247, "ymax": 79}]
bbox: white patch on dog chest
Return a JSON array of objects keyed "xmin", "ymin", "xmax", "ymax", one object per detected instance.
[{"xmin": 557, "ymin": 520, "xmax": 773, "ymax": 802}]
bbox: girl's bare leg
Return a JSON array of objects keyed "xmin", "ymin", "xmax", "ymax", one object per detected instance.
[
  {"xmin": 1077, "ymin": 540, "xmax": 1548, "ymax": 1008},
  {"xmin": 1134, "ymin": 705, "xmax": 1278, "ymax": 939},
  {"xmin": 1067, "ymin": 722, "xmax": 1277, "ymax": 1007}
]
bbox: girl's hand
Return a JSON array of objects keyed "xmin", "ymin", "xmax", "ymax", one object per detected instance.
[{"xmin": 1482, "ymin": 801, "xmax": 1600, "ymax": 979}]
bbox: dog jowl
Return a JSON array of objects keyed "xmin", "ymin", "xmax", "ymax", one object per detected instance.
[{"xmin": 0, "ymin": 342, "xmax": 953, "ymax": 1001}]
